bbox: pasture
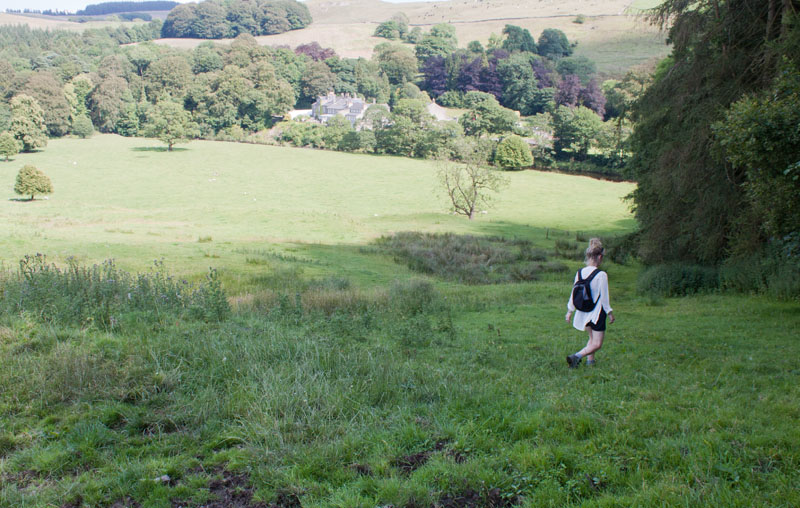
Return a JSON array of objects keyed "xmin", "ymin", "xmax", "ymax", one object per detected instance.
[{"xmin": 1, "ymin": 137, "xmax": 798, "ymax": 507}]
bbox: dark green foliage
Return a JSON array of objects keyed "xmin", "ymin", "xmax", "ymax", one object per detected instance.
[
  {"xmin": 552, "ymin": 105, "xmax": 604, "ymax": 160},
  {"xmin": 415, "ymin": 23, "xmax": 458, "ymax": 62},
  {"xmin": 0, "ymin": 255, "xmax": 229, "ymax": 329},
  {"xmin": 627, "ymin": 0, "xmax": 800, "ymax": 264},
  {"xmin": 459, "ymin": 91, "xmax": 517, "ymax": 137},
  {"xmin": 537, "ymin": 28, "xmax": 572, "ymax": 60},
  {"xmin": 501, "ymin": 25, "xmax": 537, "ymax": 53},
  {"xmin": 713, "ymin": 61, "xmax": 800, "ymax": 242},
  {"xmin": 14, "ymin": 164, "xmax": 52, "ymax": 200},
  {"xmin": 374, "ymin": 14, "xmax": 409, "ymax": 41},
  {"xmin": 555, "ymin": 56, "xmax": 595, "ymax": 85},
  {"xmin": 78, "ymin": 1, "xmax": 178, "ymax": 16},
  {"xmin": 376, "ymin": 232, "xmax": 563, "ymax": 284},
  {"xmin": 637, "ymin": 264, "xmax": 719, "ymax": 297},
  {"xmin": 161, "ymin": 0, "xmax": 311, "ymax": 39},
  {"xmin": 720, "ymin": 238, "xmax": 800, "ymax": 300}
]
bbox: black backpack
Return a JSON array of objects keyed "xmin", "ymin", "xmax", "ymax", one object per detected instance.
[{"xmin": 572, "ymin": 268, "xmax": 600, "ymax": 312}]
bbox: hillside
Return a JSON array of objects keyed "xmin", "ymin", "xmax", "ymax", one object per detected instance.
[{"xmin": 0, "ymin": 0, "xmax": 670, "ymax": 76}]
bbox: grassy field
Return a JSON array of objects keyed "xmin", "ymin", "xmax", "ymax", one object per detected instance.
[
  {"xmin": 0, "ymin": 135, "xmax": 635, "ymax": 279},
  {"xmin": 1, "ymin": 137, "xmax": 798, "ymax": 507}
]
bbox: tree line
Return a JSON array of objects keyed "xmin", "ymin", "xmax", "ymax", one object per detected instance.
[
  {"xmin": 0, "ymin": 20, "xmax": 639, "ymax": 172},
  {"xmin": 161, "ymin": 0, "xmax": 312, "ymax": 39}
]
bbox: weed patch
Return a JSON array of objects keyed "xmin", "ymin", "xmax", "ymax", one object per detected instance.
[
  {"xmin": 376, "ymin": 232, "xmax": 565, "ymax": 284},
  {"xmin": 0, "ymin": 255, "xmax": 230, "ymax": 329}
]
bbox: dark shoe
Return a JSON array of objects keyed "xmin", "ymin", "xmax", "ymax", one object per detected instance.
[{"xmin": 566, "ymin": 354, "xmax": 581, "ymax": 368}]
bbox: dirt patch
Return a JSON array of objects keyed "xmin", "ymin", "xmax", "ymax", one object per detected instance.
[
  {"xmin": 437, "ymin": 488, "xmax": 516, "ymax": 508},
  {"xmin": 3, "ymin": 470, "xmax": 40, "ymax": 489},
  {"xmin": 110, "ymin": 498, "xmax": 141, "ymax": 508},
  {"xmin": 393, "ymin": 441, "xmax": 446, "ymax": 475},
  {"xmin": 194, "ymin": 469, "xmax": 301, "ymax": 508},
  {"xmin": 393, "ymin": 440, "xmax": 467, "ymax": 475}
]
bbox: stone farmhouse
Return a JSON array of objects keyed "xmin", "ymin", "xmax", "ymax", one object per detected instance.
[{"xmin": 311, "ymin": 92, "xmax": 382, "ymax": 126}]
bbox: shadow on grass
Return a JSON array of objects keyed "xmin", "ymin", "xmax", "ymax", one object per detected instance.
[
  {"xmin": 131, "ymin": 146, "xmax": 189, "ymax": 153},
  {"xmin": 8, "ymin": 197, "xmax": 43, "ymax": 202}
]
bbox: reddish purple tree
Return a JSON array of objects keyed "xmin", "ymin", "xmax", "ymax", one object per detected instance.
[
  {"xmin": 421, "ymin": 55, "xmax": 449, "ymax": 97},
  {"xmin": 554, "ymin": 74, "xmax": 581, "ymax": 107},
  {"xmin": 579, "ymin": 79, "xmax": 606, "ymax": 116},
  {"xmin": 295, "ymin": 42, "xmax": 337, "ymax": 62}
]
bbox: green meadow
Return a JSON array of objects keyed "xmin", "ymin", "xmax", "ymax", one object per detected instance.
[{"xmin": 1, "ymin": 137, "xmax": 798, "ymax": 507}]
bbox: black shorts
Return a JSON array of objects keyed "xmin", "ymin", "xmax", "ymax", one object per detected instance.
[{"xmin": 587, "ymin": 309, "xmax": 607, "ymax": 332}]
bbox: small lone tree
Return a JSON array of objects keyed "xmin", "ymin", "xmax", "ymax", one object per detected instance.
[
  {"xmin": 495, "ymin": 135, "xmax": 534, "ymax": 170},
  {"xmin": 143, "ymin": 99, "xmax": 197, "ymax": 151},
  {"xmin": 438, "ymin": 143, "xmax": 508, "ymax": 219},
  {"xmin": 14, "ymin": 164, "xmax": 53, "ymax": 201},
  {"xmin": 0, "ymin": 131, "xmax": 20, "ymax": 161}
]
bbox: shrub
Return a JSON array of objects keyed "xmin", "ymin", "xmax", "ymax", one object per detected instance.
[
  {"xmin": 71, "ymin": 115, "xmax": 94, "ymax": 138},
  {"xmin": 495, "ymin": 135, "xmax": 534, "ymax": 170},
  {"xmin": 721, "ymin": 241, "xmax": 800, "ymax": 300},
  {"xmin": 637, "ymin": 264, "xmax": 719, "ymax": 297},
  {"xmin": 436, "ymin": 91, "xmax": 465, "ymax": 108}
]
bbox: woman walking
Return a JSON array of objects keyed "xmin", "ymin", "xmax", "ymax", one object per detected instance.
[{"xmin": 565, "ymin": 238, "xmax": 614, "ymax": 368}]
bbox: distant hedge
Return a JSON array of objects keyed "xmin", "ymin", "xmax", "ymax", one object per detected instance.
[
  {"xmin": 161, "ymin": 0, "xmax": 312, "ymax": 39},
  {"xmin": 77, "ymin": 1, "xmax": 178, "ymax": 16}
]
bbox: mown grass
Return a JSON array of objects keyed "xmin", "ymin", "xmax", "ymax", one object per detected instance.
[{"xmin": 0, "ymin": 135, "xmax": 635, "ymax": 281}]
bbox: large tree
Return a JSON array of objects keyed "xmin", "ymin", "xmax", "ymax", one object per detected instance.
[
  {"xmin": 23, "ymin": 71, "xmax": 72, "ymax": 137},
  {"xmin": 9, "ymin": 95, "xmax": 48, "ymax": 152},
  {"xmin": 628, "ymin": 0, "xmax": 800, "ymax": 263}
]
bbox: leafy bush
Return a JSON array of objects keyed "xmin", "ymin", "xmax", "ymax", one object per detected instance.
[
  {"xmin": 0, "ymin": 255, "xmax": 230, "ymax": 329},
  {"xmin": 721, "ymin": 241, "xmax": 800, "ymax": 300},
  {"xmin": 436, "ymin": 91, "xmax": 465, "ymax": 108},
  {"xmin": 377, "ymin": 232, "xmax": 563, "ymax": 284},
  {"xmin": 637, "ymin": 264, "xmax": 719, "ymax": 297}
]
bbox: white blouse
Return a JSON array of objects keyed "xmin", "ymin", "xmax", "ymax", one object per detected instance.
[{"xmin": 567, "ymin": 266, "xmax": 612, "ymax": 331}]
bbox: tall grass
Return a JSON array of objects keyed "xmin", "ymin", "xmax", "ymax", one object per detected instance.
[{"xmin": 0, "ymin": 254, "xmax": 230, "ymax": 329}]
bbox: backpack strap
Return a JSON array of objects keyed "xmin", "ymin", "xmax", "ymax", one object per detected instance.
[
  {"xmin": 584, "ymin": 268, "xmax": 601, "ymax": 283},
  {"xmin": 577, "ymin": 267, "xmax": 601, "ymax": 282}
]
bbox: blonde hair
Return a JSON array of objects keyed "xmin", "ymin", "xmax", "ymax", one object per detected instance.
[{"xmin": 585, "ymin": 238, "xmax": 604, "ymax": 263}]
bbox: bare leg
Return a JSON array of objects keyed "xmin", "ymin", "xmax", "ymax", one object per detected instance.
[{"xmin": 578, "ymin": 329, "xmax": 604, "ymax": 359}]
